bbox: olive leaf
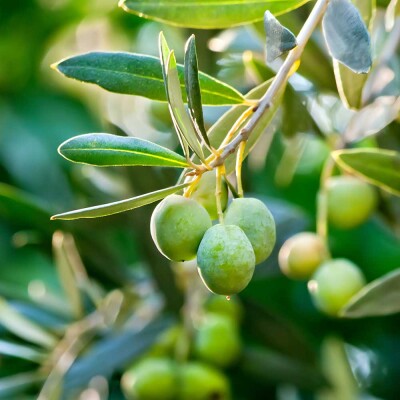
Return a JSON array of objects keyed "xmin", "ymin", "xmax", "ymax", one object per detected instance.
[
  {"xmin": 264, "ymin": 11, "xmax": 297, "ymax": 63},
  {"xmin": 159, "ymin": 33, "xmax": 206, "ymax": 162},
  {"xmin": 322, "ymin": 0, "xmax": 372, "ymax": 74},
  {"xmin": 332, "ymin": 148, "xmax": 400, "ymax": 196},
  {"xmin": 54, "ymin": 52, "xmax": 244, "ymax": 105},
  {"xmin": 120, "ymin": 0, "xmax": 312, "ymax": 29},
  {"xmin": 51, "ymin": 183, "xmax": 189, "ymax": 220},
  {"xmin": 340, "ymin": 269, "xmax": 400, "ymax": 318},
  {"xmin": 58, "ymin": 133, "xmax": 189, "ymax": 168},
  {"xmin": 184, "ymin": 35, "xmax": 211, "ymax": 151}
]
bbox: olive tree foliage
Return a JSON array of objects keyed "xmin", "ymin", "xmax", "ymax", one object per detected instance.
[{"xmin": 0, "ymin": 0, "xmax": 399, "ymax": 398}]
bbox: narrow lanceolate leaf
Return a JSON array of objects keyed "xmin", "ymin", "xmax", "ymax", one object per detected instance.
[
  {"xmin": 264, "ymin": 11, "xmax": 297, "ymax": 63},
  {"xmin": 159, "ymin": 34, "xmax": 205, "ymax": 162},
  {"xmin": 333, "ymin": 0, "xmax": 375, "ymax": 109},
  {"xmin": 332, "ymin": 148, "xmax": 400, "ymax": 196},
  {"xmin": 322, "ymin": 0, "xmax": 372, "ymax": 73},
  {"xmin": 386, "ymin": 0, "xmax": 400, "ymax": 31},
  {"xmin": 184, "ymin": 35, "xmax": 211, "ymax": 150},
  {"xmin": 159, "ymin": 34, "xmax": 190, "ymax": 160},
  {"xmin": 51, "ymin": 183, "xmax": 189, "ymax": 220},
  {"xmin": 58, "ymin": 133, "xmax": 189, "ymax": 168},
  {"xmin": 54, "ymin": 52, "xmax": 244, "ymax": 106},
  {"xmin": 340, "ymin": 269, "xmax": 400, "ymax": 318},
  {"xmin": 119, "ymin": 0, "xmax": 311, "ymax": 29},
  {"xmin": 0, "ymin": 297, "xmax": 58, "ymax": 349}
]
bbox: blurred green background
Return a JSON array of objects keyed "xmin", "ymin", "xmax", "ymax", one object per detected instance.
[{"xmin": 1, "ymin": 0, "xmax": 400, "ymax": 399}]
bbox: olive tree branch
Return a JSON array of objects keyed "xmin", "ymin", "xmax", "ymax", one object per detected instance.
[{"xmin": 209, "ymin": 0, "xmax": 330, "ymax": 168}]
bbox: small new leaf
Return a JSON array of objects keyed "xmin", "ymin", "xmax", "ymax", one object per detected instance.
[
  {"xmin": 341, "ymin": 269, "xmax": 400, "ymax": 318},
  {"xmin": 58, "ymin": 133, "xmax": 189, "ymax": 168},
  {"xmin": 322, "ymin": 0, "xmax": 372, "ymax": 73},
  {"xmin": 51, "ymin": 183, "xmax": 189, "ymax": 220},
  {"xmin": 332, "ymin": 148, "xmax": 400, "ymax": 196},
  {"xmin": 264, "ymin": 11, "xmax": 297, "ymax": 63},
  {"xmin": 159, "ymin": 33, "xmax": 206, "ymax": 162},
  {"xmin": 184, "ymin": 35, "xmax": 211, "ymax": 151}
]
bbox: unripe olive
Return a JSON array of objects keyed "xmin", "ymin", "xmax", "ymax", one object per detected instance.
[
  {"xmin": 191, "ymin": 171, "xmax": 228, "ymax": 220},
  {"xmin": 204, "ymin": 295, "xmax": 243, "ymax": 324},
  {"xmin": 326, "ymin": 176, "xmax": 377, "ymax": 229},
  {"xmin": 178, "ymin": 362, "xmax": 230, "ymax": 400},
  {"xmin": 279, "ymin": 232, "xmax": 329, "ymax": 280},
  {"xmin": 194, "ymin": 313, "xmax": 241, "ymax": 367},
  {"xmin": 308, "ymin": 258, "xmax": 366, "ymax": 316},
  {"xmin": 224, "ymin": 197, "xmax": 276, "ymax": 264},
  {"xmin": 151, "ymin": 195, "xmax": 212, "ymax": 261},
  {"xmin": 197, "ymin": 224, "xmax": 255, "ymax": 295},
  {"xmin": 121, "ymin": 358, "xmax": 178, "ymax": 400}
]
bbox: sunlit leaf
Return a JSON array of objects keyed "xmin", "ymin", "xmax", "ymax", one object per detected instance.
[
  {"xmin": 58, "ymin": 133, "xmax": 189, "ymax": 168},
  {"xmin": 332, "ymin": 148, "xmax": 400, "ymax": 196},
  {"xmin": 322, "ymin": 0, "xmax": 372, "ymax": 73},
  {"xmin": 386, "ymin": 0, "xmax": 400, "ymax": 31},
  {"xmin": 333, "ymin": 0, "xmax": 375, "ymax": 109},
  {"xmin": 344, "ymin": 96, "xmax": 400, "ymax": 141},
  {"xmin": 0, "ymin": 297, "xmax": 58, "ymax": 349},
  {"xmin": 264, "ymin": 11, "xmax": 297, "ymax": 63},
  {"xmin": 340, "ymin": 269, "xmax": 400, "ymax": 318},
  {"xmin": 184, "ymin": 35, "xmax": 211, "ymax": 150},
  {"xmin": 55, "ymin": 52, "xmax": 244, "ymax": 105},
  {"xmin": 159, "ymin": 34, "xmax": 205, "ymax": 162},
  {"xmin": 0, "ymin": 340, "xmax": 46, "ymax": 363},
  {"xmin": 0, "ymin": 372, "xmax": 44, "ymax": 398},
  {"xmin": 119, "ymin": 0, "xmax": 311, "ymax": 29},
  {"xmin": 51, "ymin": 183, "xmax": 189, "ymax": 220}
]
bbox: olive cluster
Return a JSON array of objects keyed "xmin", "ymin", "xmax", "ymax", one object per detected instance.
[
  {"xmin": 121, "ymin": 295, "xmax": 243, "ymax": 400},
  {"xmin": 150, "ymin": 171, "xmax": 276, "ymax": 296},
  {"xmin": 279, "ymin": 175, "xmax": 377, "ymax": 316}
]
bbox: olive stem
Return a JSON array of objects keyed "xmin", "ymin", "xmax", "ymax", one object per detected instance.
[
  {"xmin": 208, "ymin": 0, "xmax": 330, "ymax": 169},
  {"xmin": 216, "ymin": 165, "xmax": 225, "ymax": 224},
  {"xmin": 236, "ymin": 140, "xmax": 246, "ymax": 198}
]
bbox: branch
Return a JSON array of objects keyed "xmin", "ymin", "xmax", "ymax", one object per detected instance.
[{"xmin": 210, "ymin": 0, "xmax": 330, "ymax": 168}]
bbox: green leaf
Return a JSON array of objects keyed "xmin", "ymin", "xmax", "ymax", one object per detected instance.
[
  {"xmin": 264, "ymin": 11, "xmax": 297, "ymax": 63},
  {"xmin": 333, "ymin": 0, "xmax": 375, "ymax": 109},
  {"xmin": 58, "ymin": 133, "xmax": 189, "ymax": 168},
  {"xmin": 332, "ymin": 148, "xmax": 400, "ymax": 196},
  {"xmin": 0, "ymin": 372, "xmax": 44, "ymax": 398},
  {"xmin": 119, "ymin": 0, "xmax": 311, "ymax": 29},
  {"xmin": 322, "ymin": 0, "xmax": 372, "ymax": 73},
  {"xmin": 51, "ymin": 183, "xmax": 189, "ymax": 220},
  {"xmin": 0, "ymin": 339, "xmax": 46, "ymax": 363},
  {"xmin": 0, "ymin": 297, "xmax": 58, "ymax": 349},
  {"xmin": 54, "ymin": 52, "xmax": 244, "ymax": 106},
  {"xmin": 340, "ymin": 269, "xmax": 400, "ymax": 318},
  {"xmin": 386, "ymin": 0, "xmax": 400, "ymax": 31},
  {"xmin": 160, "ymin": 34, "xmax": 205, "ymax": 162},
  {"xmin": 184, "ymin": 35, "xmax": 211, "ymax": 150}
]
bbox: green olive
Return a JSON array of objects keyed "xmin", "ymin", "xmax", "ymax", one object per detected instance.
[
  {"xmin": 191, "ymin": 170, "xmax": 228, "ymax": 220},
  {"xmin": 194, "ymin": 313, "xmax": 241, "ymax": 367},
  {"xmin": 224, "ymin": 197, "xmax": 276, "ymax": 264},
  {"xmin": 121, "ymin": 358, "xmax": 178, "ymax": 400},
  {"xmin": 150, "ymin": 195, "xmax": 212, "ymax": 261},
  {"xmin": 197, "ymin": 224, "xmax": 255, "ymax": 295},
  {"xmin": 204, "ymin": 295, "xmax": 243, "ymax": 324},
  {"xmin": 326, "ymin": 176, "xmax": 377, "ymax": 229},
  {"xmin": 308, "ymin": 258, "xmax": 366, "ymax": 316},
  {"xmin": 178, "ymin": 362, "xmax": 230, "ymax": 400},
  {"xmin": 279, "ymin": 232, "xmax": 329, "ymax": 280}
]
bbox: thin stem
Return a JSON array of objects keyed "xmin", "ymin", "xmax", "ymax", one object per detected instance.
[
  {"xmin": 209, "ymin": 0, "xmax": 330, "ymax": 169},
  {"xmin": 216, "ymin": 166, "xmax": 225, "ymax": 224},
  {"xmin": 317, "ymin": 156, "xmax": 335, "ymax": 247},
  {"xmin": 236, "ymin": 141, "xmax": 246, "ymax": 197}
]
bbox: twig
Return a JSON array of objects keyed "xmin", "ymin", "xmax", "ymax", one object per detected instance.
[{"xmin": 210, "ymin": 0, "xmax": 330, "ymax": 168}]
